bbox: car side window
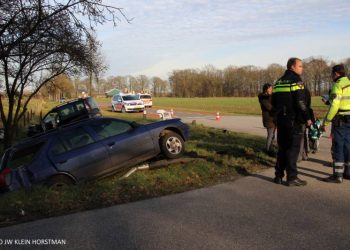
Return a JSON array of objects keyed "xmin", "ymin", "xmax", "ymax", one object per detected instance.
[
  {"xmin": 117, "ymin": 96, "xmax": 122, "ymax": 102},
  {"xmin": 59, "ymin": 105, "xmax": 75, "ymax": 118},
  {"xmin": 90, "ymin": 120, "xmax": 132, "ymax": 139},
  {"xmin": 43, "ymin": 112, "xmax": 59, "ymax": 129},
  {"xmin": 75, "ymin": 102, "xmax": 85, "ymax": 111},
  {"xmin": 49, "ymin": 139, "xmax": 67, "ymax": 155},
  {"xmin": 8, "ymin": 142, "xmax": 45, "ymax": 169},
  {"xmin": 59, "ymin": 128, "xmax": 95, "ymax": 151}
]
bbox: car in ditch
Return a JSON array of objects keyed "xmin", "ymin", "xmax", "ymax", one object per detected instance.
[
  {"xmin": 111, "ymin": 94, "xmax": 145, "ymax": 113},
  {"xmin": 0, "ymin": 117, "xmax": 189, "ymax": 192},
  {"xmin": 27, "ymin": 97, "xmax": 102, "ymax": 136}
]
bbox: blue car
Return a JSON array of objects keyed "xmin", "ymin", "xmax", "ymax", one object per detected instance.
[{"xmin": 0, "ymin": 117, "xmax": 189, "ymax": 191}]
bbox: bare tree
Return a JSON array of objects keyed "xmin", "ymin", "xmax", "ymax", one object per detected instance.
[{"xmin": 0, "ymin": 0, "xmax": 129, "ymax": 148}]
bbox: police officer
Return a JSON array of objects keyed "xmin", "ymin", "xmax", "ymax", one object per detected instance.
[
  {"xmin": 272, "ymin": 57, "xmax": 312, "ymax": 186},
  {"xmin": 322, "ymin": 64, "xmax": 350, "ymax": 183}
]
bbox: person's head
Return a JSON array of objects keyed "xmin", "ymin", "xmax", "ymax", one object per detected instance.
[
  {"xmin": 287, "ymin": 57, "xmax": 303, "ymax": 75},
  {"xmin": 331, "ymin": 64, "xmax": 346, "ymax": 82},
  {"xmin": 262, "ymin": 83, "xmax": 273, "ymax": 95}
]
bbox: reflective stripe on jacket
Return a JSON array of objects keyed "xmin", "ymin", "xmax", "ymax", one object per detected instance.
[
  {"xmin": 272, "ymin": 70, "xmax": 310, "ymax": 125},
  {"xmin": 324, "ymin": 76, "xmax": 350, "ymax": 126}
]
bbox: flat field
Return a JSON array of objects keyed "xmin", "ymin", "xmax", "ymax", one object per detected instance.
[{"xmin": 97, "ymin": 96, "xmax": 328, "ymax": 117}]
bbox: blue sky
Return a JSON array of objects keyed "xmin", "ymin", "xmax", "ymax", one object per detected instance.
[{"xmin": 96, "ymin": 0, "xmax": 350, "ymax": 78}]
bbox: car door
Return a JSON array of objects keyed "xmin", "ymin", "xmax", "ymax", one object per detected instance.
[
  {"xmin": 87, "ymin": 119, "xmax": 156, "ymax": 170},
  {"xmin": 116, "ymin": 96, "xmax": 123, "ymax": 111},
  {"xmin": 48, "ymin": 126, "xmax": 112, "ymax": 181}
]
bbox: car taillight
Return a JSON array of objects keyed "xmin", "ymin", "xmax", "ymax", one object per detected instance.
[{"xmin": 0, "ymin": 168, "xmax": 11, "ymax": 188}]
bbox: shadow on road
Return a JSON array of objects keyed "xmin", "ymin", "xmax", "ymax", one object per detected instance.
[
  {"xmin": 251, "ymin": 173, "xmax": 275, "ymax": 183},
  {"xmin": 298, "ymin": 166, "xmax": 330, "ymax": 176},
  {"xmin": 306, "ymin": 157, "xmax": 331, "ymax": 167}
]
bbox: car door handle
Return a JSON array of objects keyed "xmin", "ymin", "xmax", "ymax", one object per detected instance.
[
  {"xmin": 107, "ymin": 142, "xmax": 115, "ymax": 147},
  {"xmin": 58, "ymin": 160, "xmax": 68, "ymax": 164}
]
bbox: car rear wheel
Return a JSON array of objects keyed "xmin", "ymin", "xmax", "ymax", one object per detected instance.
[
  {"xmin": 160, "ymin": 131, "xmax": 184, "ymax": 159},
  {"xmin": 122, "ymin": 106, "xmax": 126, "ymax": 113},
  {"xmin": 46, "ymin": 175, "xmax": 74, "ymax": 190}
]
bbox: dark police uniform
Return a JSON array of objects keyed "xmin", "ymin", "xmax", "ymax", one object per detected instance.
[{"xmin": 272, "ymin": 69, "xmax": 310, "ymax": 182}]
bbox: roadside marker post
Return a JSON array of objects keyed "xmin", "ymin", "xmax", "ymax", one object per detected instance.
[{"xmin": 216, "ymin": 112, "xmax": 220, "ymax": 121}]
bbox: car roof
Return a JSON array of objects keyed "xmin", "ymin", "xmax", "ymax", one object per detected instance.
[{"xmin": 12, "ymin": 117, "xmax": 133, "ymax": 149}]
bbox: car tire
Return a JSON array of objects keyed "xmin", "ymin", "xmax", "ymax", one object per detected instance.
[
  {"xmin": 46, "ymin": 175, "xmax": 74, "ymax": 190},
  {"xmin": 122, "ymin": 106, "xmax": 126, "ymax": 113},
  {"xmin": 160, "ymin": 131, "xmax": 185, "ymax": 159}
]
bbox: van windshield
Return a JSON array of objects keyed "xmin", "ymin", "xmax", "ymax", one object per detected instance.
[{"xmin": 122, "ymin": 95, "xmax": 139, "ymax": 101}]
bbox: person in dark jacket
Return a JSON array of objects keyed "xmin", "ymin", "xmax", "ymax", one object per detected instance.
[
  {"xmin": 272, "ymin": 57, "xmax": 312, "ymax": 186},
  {"xmin": 258, "ymin": 83, "xmax": 276, "ymax": 155}
]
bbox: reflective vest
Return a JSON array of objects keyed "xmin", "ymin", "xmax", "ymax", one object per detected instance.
[{"xmin": 324, "ymin": 76, "xmax": 350, "ymax": 126}]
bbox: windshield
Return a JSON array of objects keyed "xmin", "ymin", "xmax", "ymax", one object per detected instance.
[
  {"xmin": 140, "ymin": 95, "xmax": 152, "ymax": 99},
  {"xmin": 122, "ymin": 95, "xmax": 139, "ymax": 101}
]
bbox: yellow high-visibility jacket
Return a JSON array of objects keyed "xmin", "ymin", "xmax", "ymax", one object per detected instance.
[{"xmin": 324, "ymin": 76, "xmax": 350, "ymax": 126}]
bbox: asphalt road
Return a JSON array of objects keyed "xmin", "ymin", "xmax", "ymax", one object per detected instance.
[{"xmin": 1, "ymin": 113, "xmax": 349, "ymax": 250}]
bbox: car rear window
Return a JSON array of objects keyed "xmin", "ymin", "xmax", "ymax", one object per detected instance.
[
  {"xmin": 7, "ymin": 142, "xmax": 45, "ymax": 169},
  {"xmin": 85, "ymin": 97, "xmax": 100, "ymax": 113},
  {"xmin": 140, "ymin": 95, "xmax": 152, "ymax": 99},
  {"xmin": 89, "ymin": 119, "xmax": 132, "ymax": 139}
]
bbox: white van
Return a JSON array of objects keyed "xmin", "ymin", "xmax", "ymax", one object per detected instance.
[
  {"xmin": 138, "ymin": 94, "xmax": 153, "ymax": 108},
  {"xmin": 111, "ymin": 94, "xmax": 145, "ymax": 113}
]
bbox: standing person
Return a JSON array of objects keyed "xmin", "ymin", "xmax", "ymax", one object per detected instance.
[
  {"xmin": 258, "ymin": 83, "xmax": 276, "ymax": 156},
  {"xmin": 321, "ymin": 64, "xmax": 350, "ymax": 183},
  {"xmin": 272, "ymin": 57, "xmax": 312, "ymax": 186}
]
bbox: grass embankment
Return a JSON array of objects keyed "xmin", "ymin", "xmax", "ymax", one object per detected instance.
[
  {"xmin": 96, "ymin": 96, "xmax": 328, "ymax": 117},
  {"xmin": 0, "ymin": 125, "xmax": 274, "ymax": 227}
]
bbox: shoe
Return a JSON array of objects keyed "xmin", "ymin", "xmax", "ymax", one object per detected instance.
[
  {"xmin": 323, "ymin": 176, "xmax": 343, "ymax": 183},
  {"xmin": 287, "ymin": 178, "xmax": 307, "ymax": 186},
  {"xmin": 273, "ymin": 177, "xmax": 283, "ymax": 184}
]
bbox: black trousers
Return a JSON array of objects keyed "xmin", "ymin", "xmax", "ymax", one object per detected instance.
[{"xmin": 275, "ymin": 123, "xmax": 304, "ymax": 180}]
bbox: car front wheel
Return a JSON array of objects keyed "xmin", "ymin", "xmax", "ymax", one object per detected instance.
[
  {"xmin": 160, "ymin": 131, "xmax": 184, "ymax": 159},
  {"xmin": 122, "ymin": 106, "xmax": 126, "ymax": 113}
]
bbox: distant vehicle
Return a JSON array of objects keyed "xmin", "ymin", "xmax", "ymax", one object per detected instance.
[
  {"xmin": 27, "ymin": 97, "xmax": 102, "ymax": 137},
  {"xmin": 138, "ymin": 94, "xmax": 153, "ymax": 108},
  {"xmin": 0, "ymin": 117, "xmax": 189, "ymax": 192},
  {"xmin": 111, "ymin": 94, "xmax": 145, "ymax": 113}
]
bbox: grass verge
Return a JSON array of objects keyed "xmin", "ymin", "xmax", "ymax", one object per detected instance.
[{"xmin": 0, "ymin": 124, "xmax": 275, "ymax": 228}]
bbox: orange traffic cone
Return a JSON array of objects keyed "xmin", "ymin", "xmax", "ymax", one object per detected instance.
[{"xmin": 216, "ymin": 112, "xmax": 220, "ymax": 121}]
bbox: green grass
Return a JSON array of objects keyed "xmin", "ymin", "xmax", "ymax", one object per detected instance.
[
  {"xmin": 0, "ymin": 125, "xmax": 275, "ymax": 227},
  {"xmin": 96, "ymin": 96, "xmax": 329, "ymax": 117}
]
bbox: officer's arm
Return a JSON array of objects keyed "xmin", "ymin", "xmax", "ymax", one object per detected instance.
[
  {"xmin": 323, "ymin": 84, "xmax": 341, "ymax": 126},
  {"xmin": 294, "ymin": 84, "xmax": 311, "ymax": 121}
]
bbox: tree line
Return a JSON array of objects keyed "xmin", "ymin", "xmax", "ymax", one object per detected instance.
[
  {"xmin": 46, "ymin": 57, "xmax": 350, "ymax": 100},
  {"xmin": 169, "ymin": 57, "xmax": 350, "ymax": 97}
]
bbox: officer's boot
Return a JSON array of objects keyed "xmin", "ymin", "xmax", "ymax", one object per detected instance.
[
  {"xmin": 323, "ymin": 162, "xmax": 343, "ymax": 183},
  {"xmin": 344, "ymin": 163, "xmax": 350, "ymax": 180}
]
